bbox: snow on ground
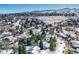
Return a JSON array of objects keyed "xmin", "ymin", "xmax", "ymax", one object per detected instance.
[
  {"xmin": 0, "ymin": 49, "xmax": 13, "ymax": 54},
  {"xmin": 36, "ymin": 16, "xmax": 66, "ymax": 24},
  {"xmin": 26, "ymin": 46, "xmax": 33, "ymax": 52},
  {"xmin": 40, "ymin": 49, "xmax": 49, "ymax": 54},
  {"xmin": 43, "ymin": 41, "xmax": 50, "ymax": 49},
  {"xmin": 56, "ymin": 37, "xmax": 65, "ymax": 54},
  {"xmin": 2, "ymin": 31, "xmax": 12, "ymax": 35},
  {"xmin": 32, "ymin": 46, "xmax": 40, "ymax": 54},
  {"xmin": 13, "ymin": 19, "xmax": 21, "ymax": 27}
]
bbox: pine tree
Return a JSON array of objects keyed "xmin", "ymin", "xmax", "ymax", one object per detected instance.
[
  {"xmin": 18, "ymin": 44, "xmax": 26, "ymax": 54},
  {"xmin": 2, "ymin": 38, "xmax": 10, "ymax": 53},
  {"xmin": 49, "ymin": 37, "xmax": 56, "ymax": 51},
  {"xmin": 39, "ymin": 40, "xmax": 43, "ymax": 50},
  {"xmin": 29, "ymin": 30, "xmax": 33, "ymax": 35},
  {"xmin": 20, "ymin": 26, "xmax": 23, "ymax": 34},
  {"xmin": 27, "ymin": 38, "xmax": 31, "ymax": 46}
]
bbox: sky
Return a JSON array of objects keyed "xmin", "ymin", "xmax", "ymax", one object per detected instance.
[{"xmin": 0, "ymin": 4, "xmax": 79, "ymax": 14}]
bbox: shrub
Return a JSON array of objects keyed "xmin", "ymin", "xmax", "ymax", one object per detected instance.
[
  {"xmin": 18, "ymin": 44, "xmax": 26, "ymax": 54},
  {"xmin": 49, "ymin": 37, "xmax": 56, "ymax": 51}
]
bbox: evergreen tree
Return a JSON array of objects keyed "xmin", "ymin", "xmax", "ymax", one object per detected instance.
[
  {"xmin": 29, "ymin": 30, "xmax": 33, "ymax": 35},
  {"xmin": 2, "ymin": 38, "xmax": 11, "ymax": 53},
  {"xmin": 27, "ymin": 38, "xmax": 31, "ymax": 46},
  {"xmin": 18, "ymin": 44, "xmax": 26, "ymax": 54},
  {"xmin": 39, "ymin": 40, "xmax": 43, "ymax": 50},
  {"xmin": 30, "ymin": 34, "xmax": 46, "ymax": 42},
  {"xmin": 20, "ymin": 26, "xmax": 23, "ymax": 34},
  {"xmin": 49, "ymin": 37, "xmax": 56, "ymax": 51}
]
